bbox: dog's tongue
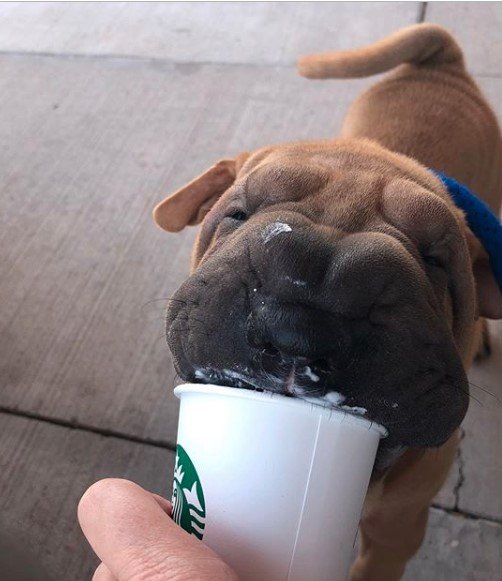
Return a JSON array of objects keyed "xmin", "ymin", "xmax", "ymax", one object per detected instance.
[{"xmin": 284, "ymin": 365, "xmax": 296, "ymax": 394}]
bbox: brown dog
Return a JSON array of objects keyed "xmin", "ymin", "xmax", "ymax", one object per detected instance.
[{"xmin": 153, "ymin": 24, "xmax": 502, "ymax": 580}]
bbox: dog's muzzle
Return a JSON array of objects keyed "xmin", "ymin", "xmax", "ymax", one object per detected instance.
[{"xmin": 166, "ymin": 215, "xmax": 469, "ymax": 451}]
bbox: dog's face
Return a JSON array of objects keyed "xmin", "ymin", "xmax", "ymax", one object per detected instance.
[{"xmin": 154, "ymin": 140, "xmax": 500, "ymax": 455}]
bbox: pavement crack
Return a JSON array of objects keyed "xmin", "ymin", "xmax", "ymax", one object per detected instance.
[
  {"xmin": 431, "ymin": 503, "xmax": 502, "ymax": 527},
  {"xmin": 0, "ymin": 405, "xmax": 177, "ymax": 451},
  {"xmin": 417, "ymin": 2, "xmax": 428, "ymax": 23},
  {"xmin": 0, "ymin": 49, "xmax": 294, "ymax": 70},
  {"xmin": 453, "ymin": 427, "xmax": 466, "ymax": 510}
]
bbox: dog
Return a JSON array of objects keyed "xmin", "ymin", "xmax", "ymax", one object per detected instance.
[{"xmin": 153, "ymin": 24, "xmax": 502, "ymax": 580}]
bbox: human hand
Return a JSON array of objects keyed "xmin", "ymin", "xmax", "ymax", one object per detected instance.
[{"xmin": 78, "ymin": 478, "xmax": 237, "ymax": 580}]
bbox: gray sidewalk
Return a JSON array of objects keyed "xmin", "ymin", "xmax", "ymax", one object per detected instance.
[{"xmin": 0, "ymin": 3, "xmax": 500, "ymax": 579}]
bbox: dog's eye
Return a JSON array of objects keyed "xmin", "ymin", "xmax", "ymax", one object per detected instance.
[{"xmin": 226, "ymin": 210, "xmax": 248, "ymax": 222}]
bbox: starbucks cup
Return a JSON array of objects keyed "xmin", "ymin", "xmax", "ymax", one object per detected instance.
[{"xmin": 172, "ymin": 384, "xmax": 386, "ymax": 581}]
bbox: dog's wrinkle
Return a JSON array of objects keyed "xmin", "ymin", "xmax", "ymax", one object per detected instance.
[{"xmin": 244, "ymin": 245, "xmax": 262, "ymax": 290}]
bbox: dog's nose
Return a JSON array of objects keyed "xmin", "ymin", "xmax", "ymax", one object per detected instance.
[{"xmin": 246, "ymin": 295, "xmax": 333, "ymax": 360}]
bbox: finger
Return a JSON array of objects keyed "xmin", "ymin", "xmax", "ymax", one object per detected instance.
[
  {"xmin": 92, "ymin": 562, "xmax": 116, "ymax": 581},
  {"xmin": 151, "ymin": 493, "xmax": 172, "ymax": 515},
  {"xmin": 78, "ymin": 479, "xmax": 236, "ymax": 581}
]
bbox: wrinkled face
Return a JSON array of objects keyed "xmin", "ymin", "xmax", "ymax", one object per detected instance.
[{"xmin": 161, "ymin": 142, "xmax": 477, "ymax": 457}]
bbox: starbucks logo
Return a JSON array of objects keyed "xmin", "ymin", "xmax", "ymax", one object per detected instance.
[{"xmin": 172, "ymin": 444, "xmax": 206, "ymax": 540}]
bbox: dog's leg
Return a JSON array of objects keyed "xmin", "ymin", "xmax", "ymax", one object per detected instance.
[
  {"xmin": 475, "ymin": 318, "xmax": 492, "ymax": 360},
  {"xmin": 349, "ymin": 431, "xmax": 460, "ymax": 581}
]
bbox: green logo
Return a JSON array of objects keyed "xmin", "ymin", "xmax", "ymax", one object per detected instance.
[{"xmin": 172, "ymin": 444, "xmax": 206, "ymax": 540}]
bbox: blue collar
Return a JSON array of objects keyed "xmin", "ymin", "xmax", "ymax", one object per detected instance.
[{"xmin": 434, "ymin": 171, "xmax": 502, "ymax": 292}]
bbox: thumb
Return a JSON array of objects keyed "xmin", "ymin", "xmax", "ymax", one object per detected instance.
[{"xmin": 78, "ymin": 479, "xmax": 236, "ymax": 581}]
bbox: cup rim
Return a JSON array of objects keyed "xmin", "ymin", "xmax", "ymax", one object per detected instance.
[{"xmin": 174, "ymin": 383, "xmax": 387, "ymax": 438}]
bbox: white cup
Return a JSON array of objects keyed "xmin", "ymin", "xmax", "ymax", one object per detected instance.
[{"xmin": 172, "ymin": 383, "xmax": 387, "ymax": 581}]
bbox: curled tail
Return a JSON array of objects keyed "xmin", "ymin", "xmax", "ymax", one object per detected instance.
[{"xmin": 297, "ymin": 23, "xmax": 464, "ymax": 79}]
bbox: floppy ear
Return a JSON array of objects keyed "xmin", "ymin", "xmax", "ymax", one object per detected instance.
[
  {"xmin": 153, "ymin": 154, "xmax": 249, "ymax": 232},
  {"xmin": 466, "ymin": 229, "xmax": 502, "ymax": 319}
]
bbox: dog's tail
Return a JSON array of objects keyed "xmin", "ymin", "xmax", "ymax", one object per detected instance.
[{"xmin": 297, "ymin": 23, "xmax": 464, "ymax": 79}]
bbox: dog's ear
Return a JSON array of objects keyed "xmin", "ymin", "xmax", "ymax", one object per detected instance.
[
  {"xmin": 466, "ymin": 229, "xmax": 502, "ymax": 319},
  {"xmin": 153, "ymin": 153, "xmax": 249, "ymax": 232}
]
